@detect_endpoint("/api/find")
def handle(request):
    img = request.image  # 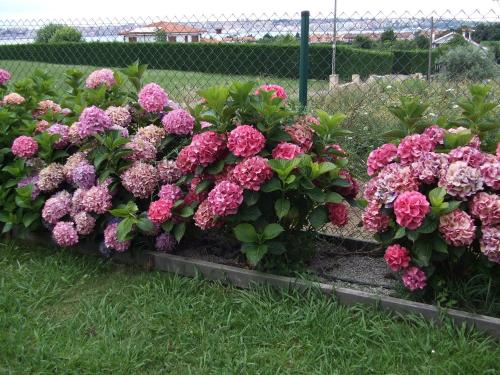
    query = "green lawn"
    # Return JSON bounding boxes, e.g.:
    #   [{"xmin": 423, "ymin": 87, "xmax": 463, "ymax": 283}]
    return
[{"xmin": 1, "ymin": 241, "xmax": 499, "ymax": 374}]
